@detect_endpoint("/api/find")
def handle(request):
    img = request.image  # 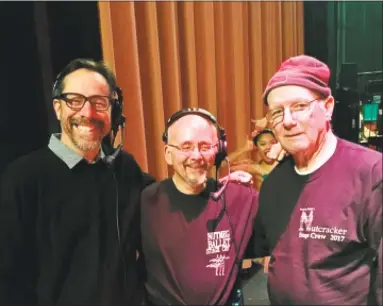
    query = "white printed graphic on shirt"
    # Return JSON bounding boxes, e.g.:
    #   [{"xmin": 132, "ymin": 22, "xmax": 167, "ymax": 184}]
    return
[
  {"xmin": 206, "ymin": 230, "xmax": 231, "ymax": 254},
  {"xmin": 206, "ymin": 254, "xmax": 230, "ymax": 276},
  {"xmin": 299, "ymin": 208, "xmax": 314, "ymax": 231},
  {"xmin": 298, "ymin": 207, "xmax": 348, "ymax": 242},
  {"xmin": 206, "ymin": 230, "xmax": 231, "ymax": 277}
]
